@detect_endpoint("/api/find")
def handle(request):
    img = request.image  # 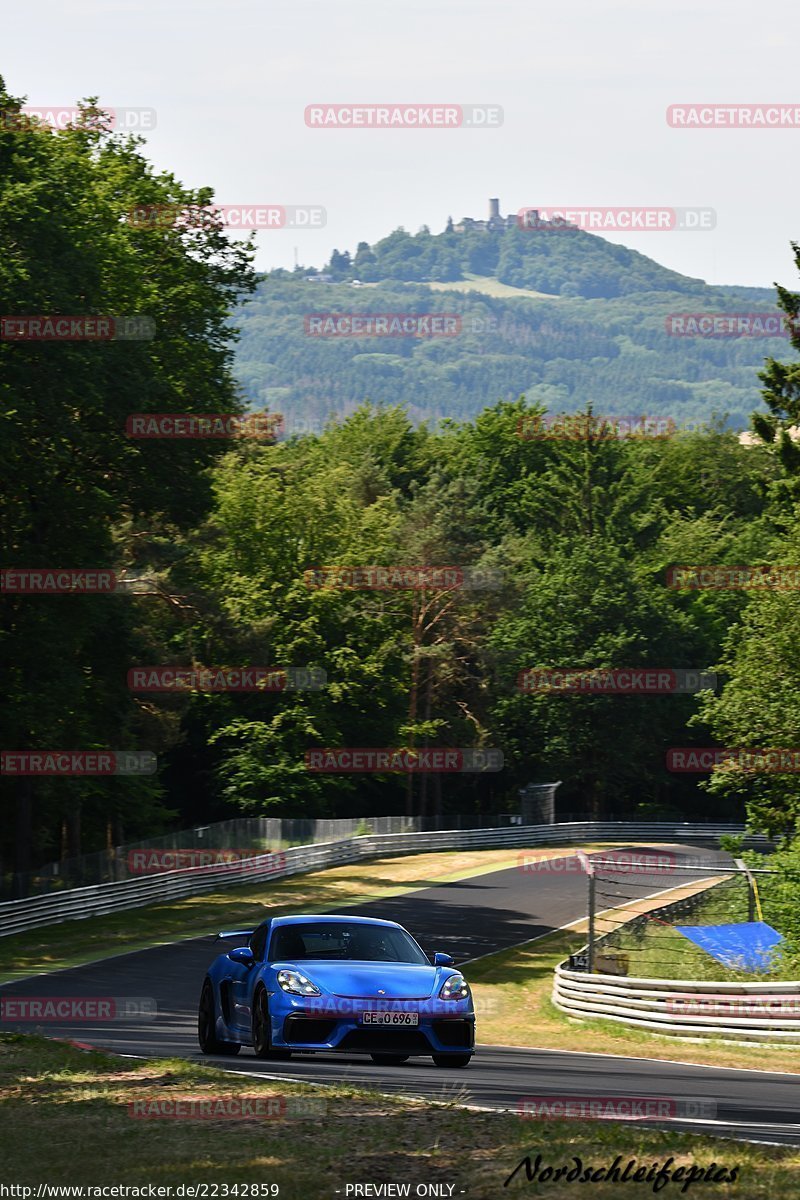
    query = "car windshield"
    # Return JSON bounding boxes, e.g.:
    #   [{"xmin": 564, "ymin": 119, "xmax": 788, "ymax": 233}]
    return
[{"xmin": 270, "ymin": 921, "xmax": 428, "ymax": 964}]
